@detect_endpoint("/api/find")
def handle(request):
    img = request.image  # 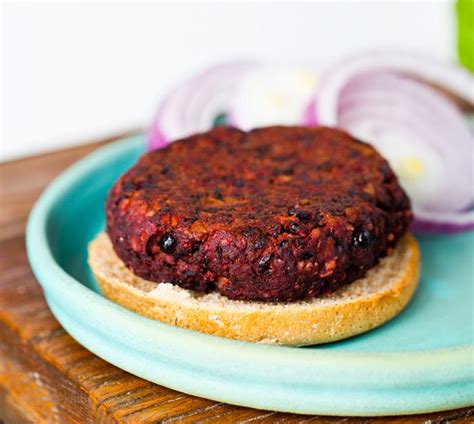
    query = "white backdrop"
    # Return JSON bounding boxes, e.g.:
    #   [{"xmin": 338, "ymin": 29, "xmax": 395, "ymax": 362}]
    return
[{"xmin": 2, "ymin": 1, "xmax": 454, "ymax": 161}]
